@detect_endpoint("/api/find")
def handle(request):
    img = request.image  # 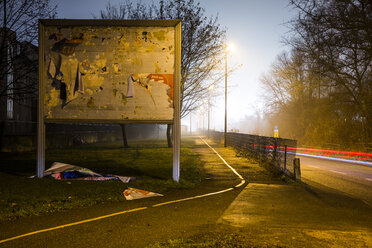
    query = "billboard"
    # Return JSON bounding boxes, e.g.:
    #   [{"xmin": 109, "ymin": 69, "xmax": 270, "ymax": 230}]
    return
[{"xmin": 39, "ymin": 20, "xmax": 180, "ymax": 123}]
